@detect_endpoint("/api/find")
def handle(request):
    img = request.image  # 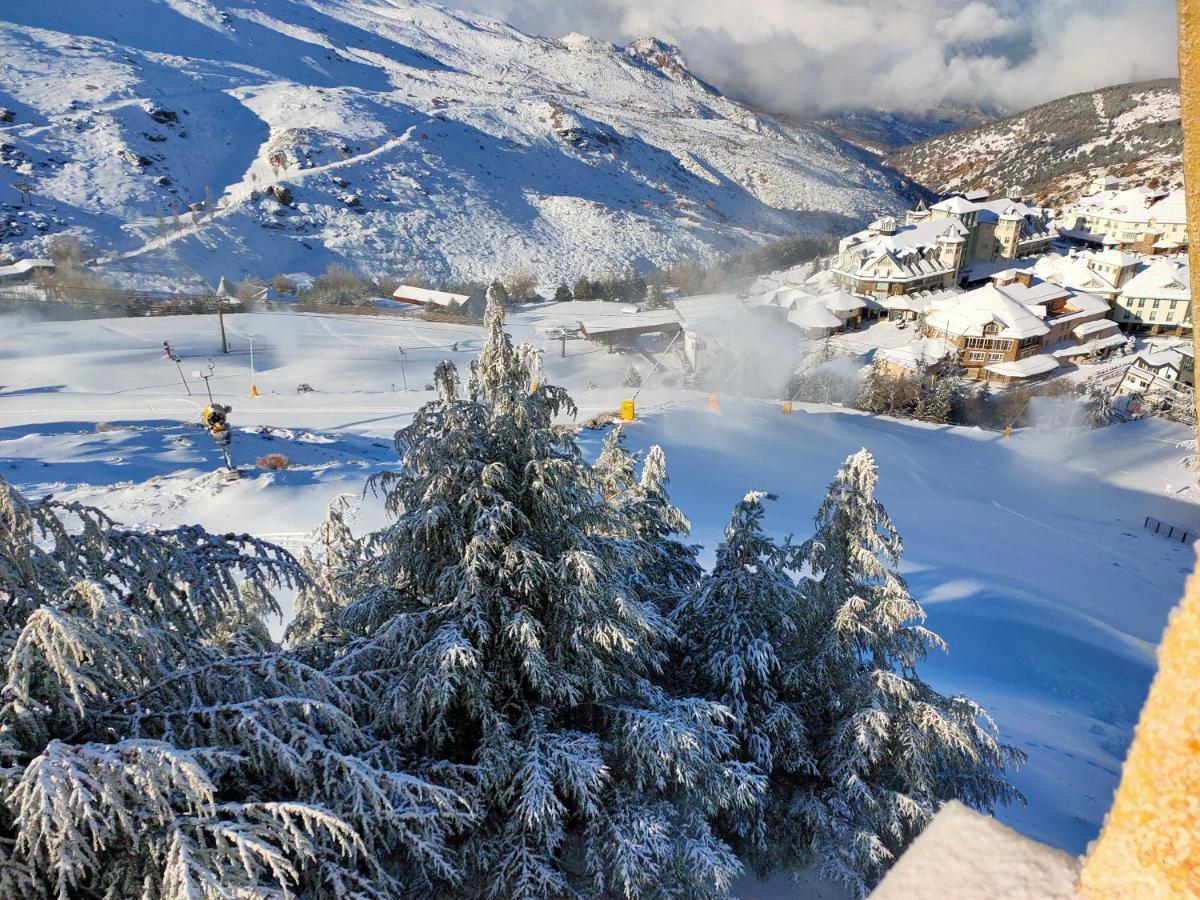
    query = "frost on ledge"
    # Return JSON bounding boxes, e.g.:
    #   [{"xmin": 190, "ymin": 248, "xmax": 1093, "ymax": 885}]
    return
[{"xmin": 869, "ymin": 801, "xmax": 1080, "ymax": 899}]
